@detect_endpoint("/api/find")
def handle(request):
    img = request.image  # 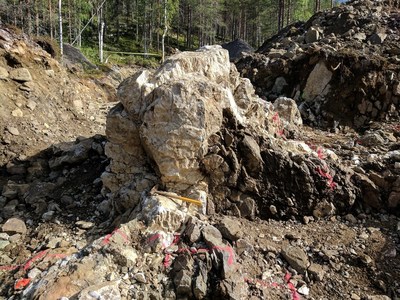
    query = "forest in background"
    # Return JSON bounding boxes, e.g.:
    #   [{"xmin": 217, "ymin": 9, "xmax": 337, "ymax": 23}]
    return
[{"xmin": 0, "ymin": 0, "xmax": 340, "ymax": 64}]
